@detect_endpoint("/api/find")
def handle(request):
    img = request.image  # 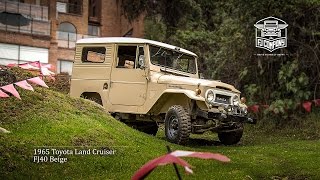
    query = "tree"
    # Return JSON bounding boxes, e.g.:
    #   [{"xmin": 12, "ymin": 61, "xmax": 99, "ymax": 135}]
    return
[{"xmin": 121, "ymin": 0, "xmax": 320, "ymax": 119}]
